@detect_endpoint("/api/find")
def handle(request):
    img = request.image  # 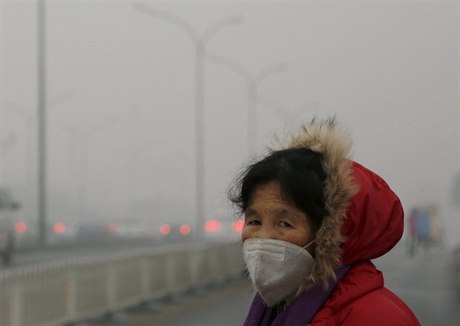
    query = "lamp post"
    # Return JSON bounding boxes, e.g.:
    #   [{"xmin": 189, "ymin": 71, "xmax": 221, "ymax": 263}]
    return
[
  {"xmin": 128, "ymin": 104, "xmax": 139, "ymax": 218},
  {"xmin": 205, "ymin": 52, "xmax": 286, "ymax": 156},
  {"xmin": 37, "ymin": 0, "xmax": 47, "ymax": 247},
  {"xmin": 133, "ymin": 3, "xmax": 243, "ymax": 239}
]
